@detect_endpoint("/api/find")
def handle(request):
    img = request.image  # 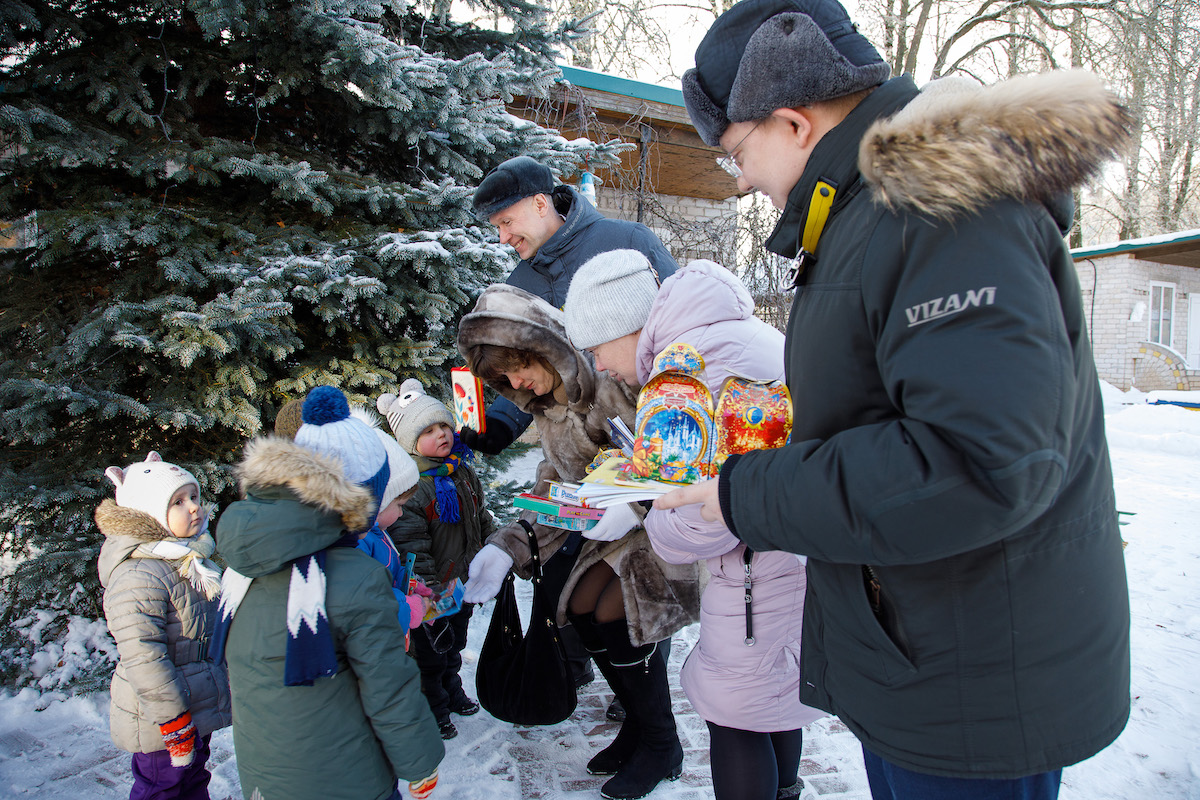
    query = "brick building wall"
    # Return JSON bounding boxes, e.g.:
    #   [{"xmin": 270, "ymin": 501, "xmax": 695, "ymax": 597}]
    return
[
  {"xmin": 594, "ymin": 187, "xmax": 739, "ymax": 265},
  {"xmin": 1075, "ymin": 253, "xmax": 1200, "ymax": 390}
]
